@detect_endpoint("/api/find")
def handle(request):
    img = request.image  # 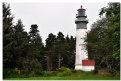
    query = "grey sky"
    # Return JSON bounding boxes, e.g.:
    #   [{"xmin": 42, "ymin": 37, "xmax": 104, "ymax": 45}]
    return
[{"xmin": 10, "ymin": 3, "xmax": 108, "ymax": 43}]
